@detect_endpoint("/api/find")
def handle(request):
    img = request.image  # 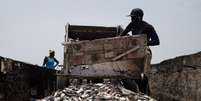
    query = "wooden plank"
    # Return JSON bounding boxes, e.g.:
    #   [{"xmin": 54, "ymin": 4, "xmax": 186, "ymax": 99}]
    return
[
  {"xmin": 65, "ymin": 35, "xmax": 146, "ymax": 52},
  {"xmin": 66, "ymin": 60, "xmax": 142, "ymax": 79},
  {"xmin": 112, "ymin": 46, "xmax": 140, "ymax": 61}
]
